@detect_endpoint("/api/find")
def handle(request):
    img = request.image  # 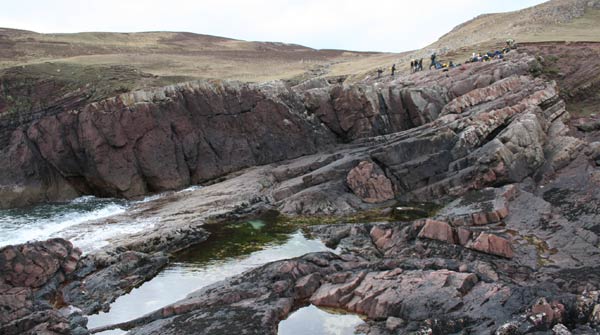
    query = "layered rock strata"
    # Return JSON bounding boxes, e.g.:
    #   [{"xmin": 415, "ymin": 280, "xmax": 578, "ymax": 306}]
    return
[
  {"xmin": 0, "ymin": 52, "xmax": 546, "ymax": 209},
  {"xmin": 2, "ymin": 49, "xmax": 599, "ymax": 334}
]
